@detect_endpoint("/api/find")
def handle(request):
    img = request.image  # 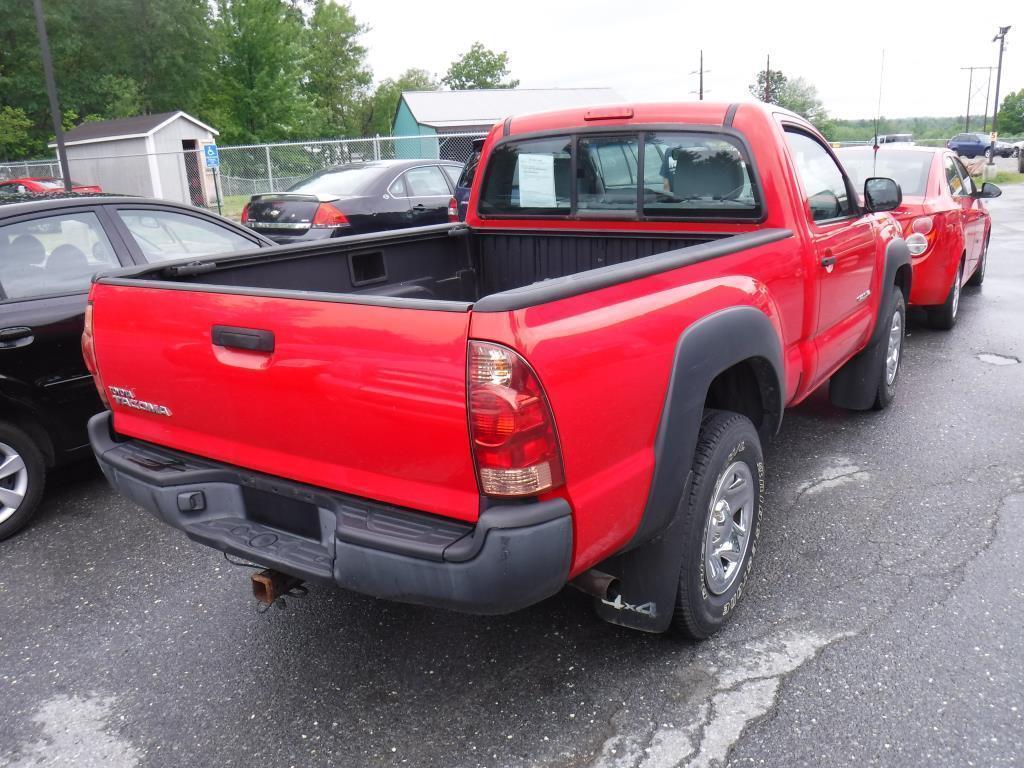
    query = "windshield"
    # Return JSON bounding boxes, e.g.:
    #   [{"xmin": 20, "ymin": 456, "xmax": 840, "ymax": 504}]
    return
[
  {"xmin": 837, "ymin": 149, "xmax": 932, "ymax": 197},
  {"xmin": 287, "ymin": 166, "xmax": 381, "ymax": 195}
]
